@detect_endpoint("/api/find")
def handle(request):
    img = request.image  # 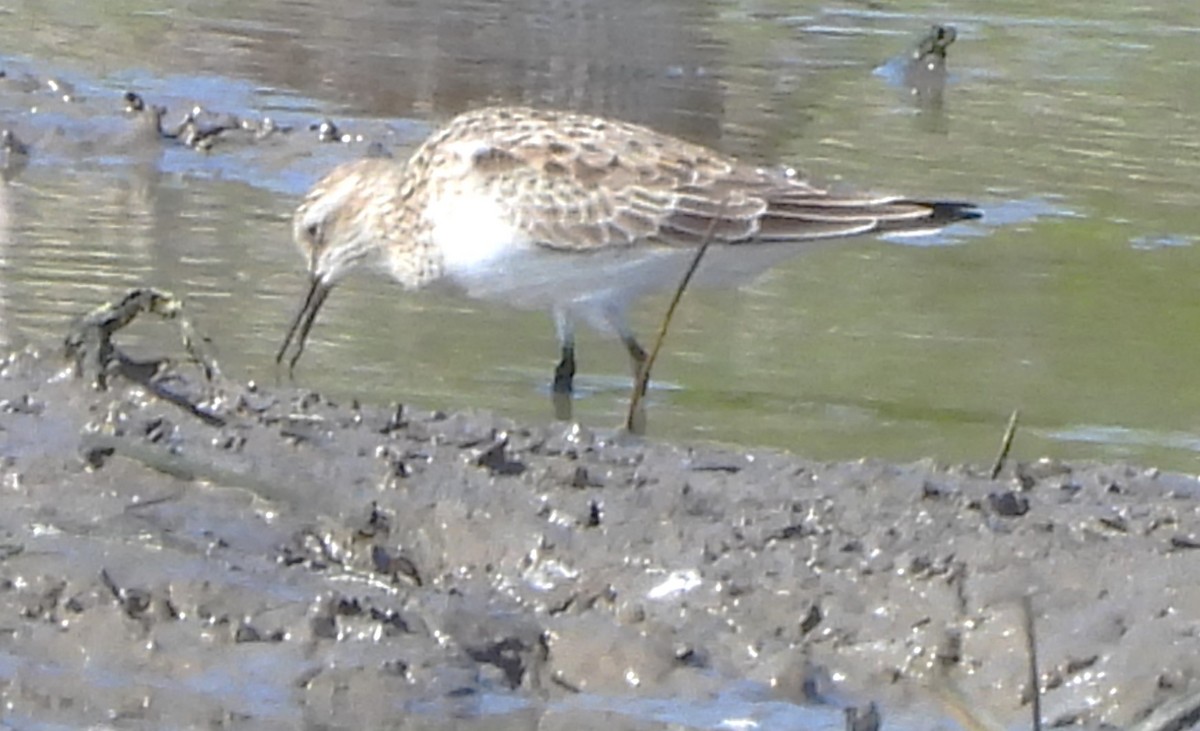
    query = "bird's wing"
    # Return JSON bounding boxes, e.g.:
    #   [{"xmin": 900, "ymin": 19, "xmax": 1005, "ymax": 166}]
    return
[{"xmin": 422, "ymin": 107, "xmax": 974, "ymax": 251}]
